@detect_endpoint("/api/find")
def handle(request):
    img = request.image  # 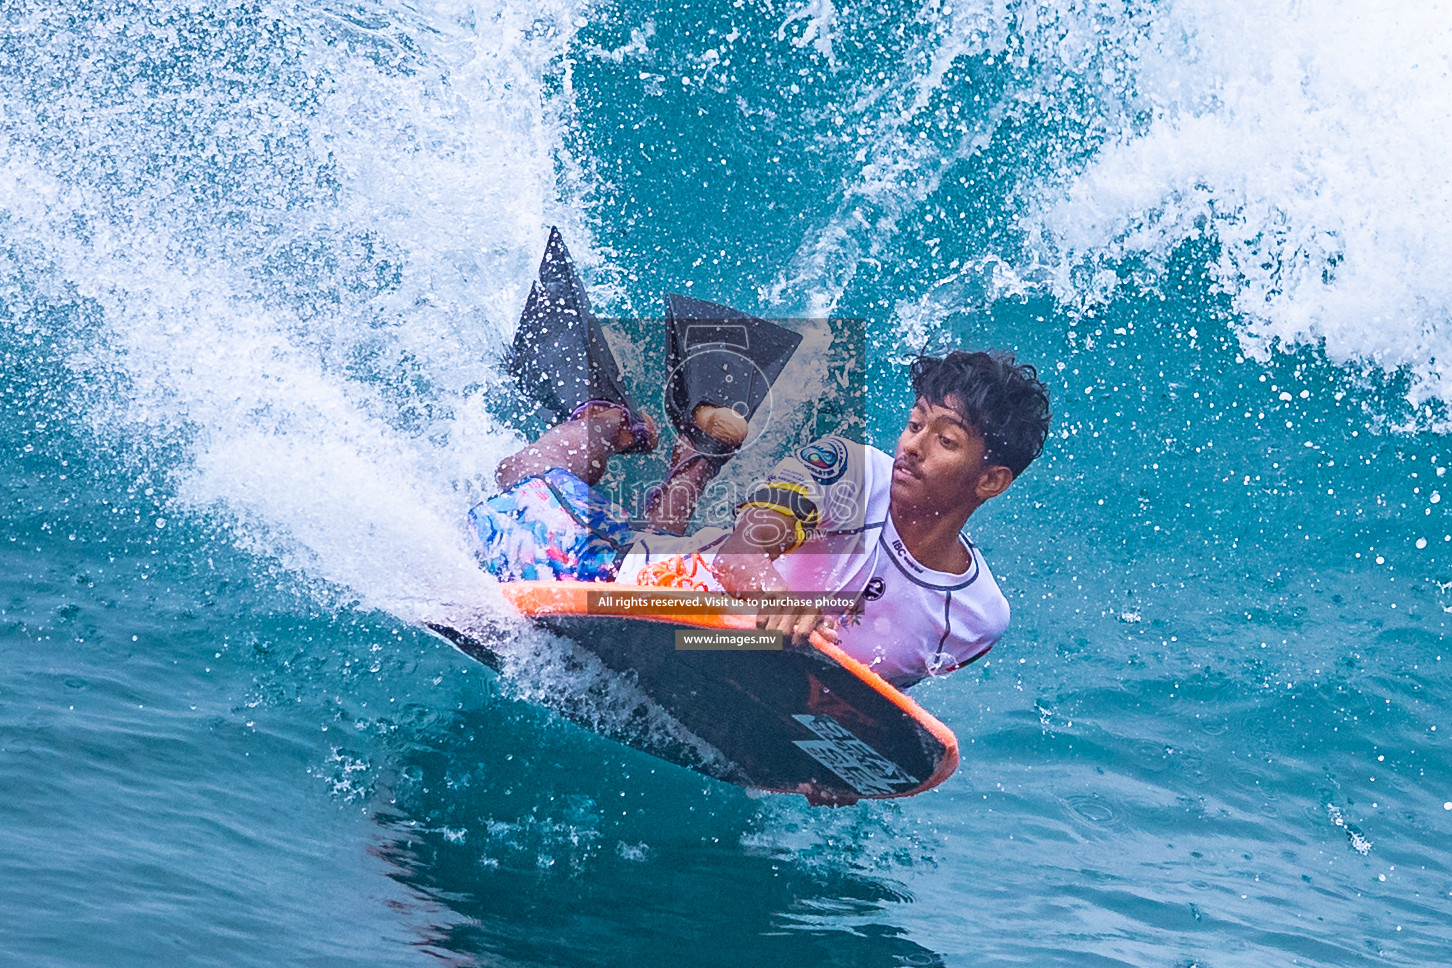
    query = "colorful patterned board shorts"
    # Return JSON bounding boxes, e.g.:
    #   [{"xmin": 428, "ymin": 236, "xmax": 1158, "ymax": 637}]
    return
[{"xmin": 467, "ymin": 468, "xmax": 634, "ymax": 582}]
